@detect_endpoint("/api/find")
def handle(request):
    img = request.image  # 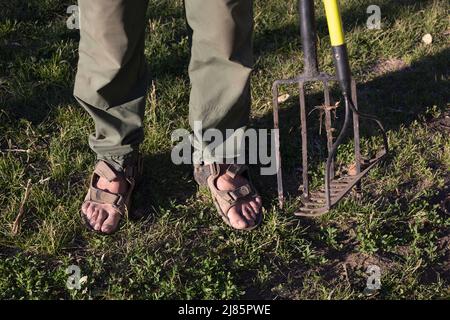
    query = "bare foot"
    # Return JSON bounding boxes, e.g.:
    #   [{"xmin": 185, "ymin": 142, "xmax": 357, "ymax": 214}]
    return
[
  {"xmin": 215, "ymin": 164, "xmax": 262, "ymax": 230},
  {"xmin": 81, "ymin": 176, "xmax": 128, "ymax": 234}
]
